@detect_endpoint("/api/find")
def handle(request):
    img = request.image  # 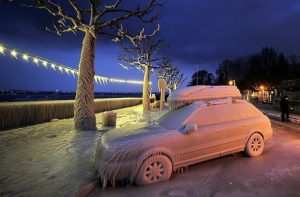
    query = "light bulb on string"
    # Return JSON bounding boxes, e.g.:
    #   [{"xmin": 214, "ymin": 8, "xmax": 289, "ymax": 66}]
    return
[
  {"xmin": 58, "ymin": 66, "xmax": 63, "ymax": 73},
  {"xmin": 22, "ymin": 54, "xmax": 29, "ymax": 61},
  {"xmin": 64, "ymin": 68, "xmax": 70, "ymax": 75},
  {"xmin": 0, "ymin": 45, "xmax": 4, "ymax": 54},
  {"xmin": 33, "ymin": 58, "xmax": 39, "ymax": 64},
  {"xmin": 51, "ymin": 64, "xmax": 56, "ymax": 70},
  {"xmin": 11, "ymin": 50, "xmax": 17, "ymax": 58},
  {"xmin": 42, "ymin": 60, "xmax": 48, "ymax": 67}
]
